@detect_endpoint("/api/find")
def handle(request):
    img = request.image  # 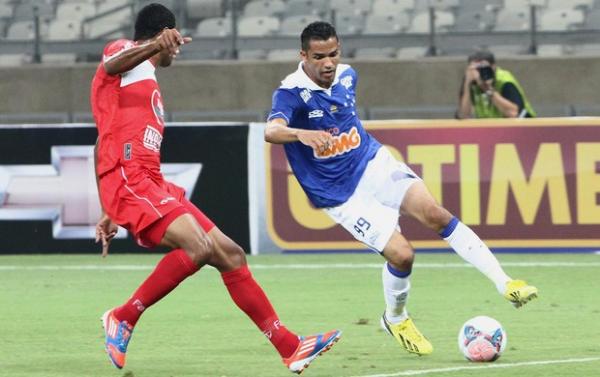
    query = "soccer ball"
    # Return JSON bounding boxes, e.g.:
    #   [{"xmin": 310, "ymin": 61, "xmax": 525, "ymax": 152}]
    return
[{"xmin": 458, "ymin": 315, "xmax": 507, "ymax": 362}]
